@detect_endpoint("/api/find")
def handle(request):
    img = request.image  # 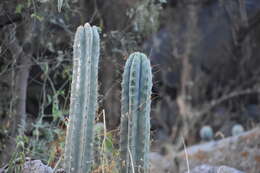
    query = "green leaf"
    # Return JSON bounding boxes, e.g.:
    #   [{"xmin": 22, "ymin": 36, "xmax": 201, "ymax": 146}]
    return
[
  {"xmin": 27, "ymin": 0, "xmax": 32, "ymax": 7},
  {"xmin": 104, "ymin": 134, "xmax": 114, "ymax": 153},
  {"xmin": 58, "ymin": 0, "xmax": 64, "ymax": 12},
  {"xmin": 15, "ymin": 4, "xmax": 24, "ymax": 14},
  {"xmin": 31, "ymin": 13, "xmax": 44, "ymax": 21},
  {"xmin": 159, "ymin": 0, "xmax": 167, "ymax": 3},
  {"xmin": 52, "ymin": 96, "xmax": 62, "ymax": 121}
]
